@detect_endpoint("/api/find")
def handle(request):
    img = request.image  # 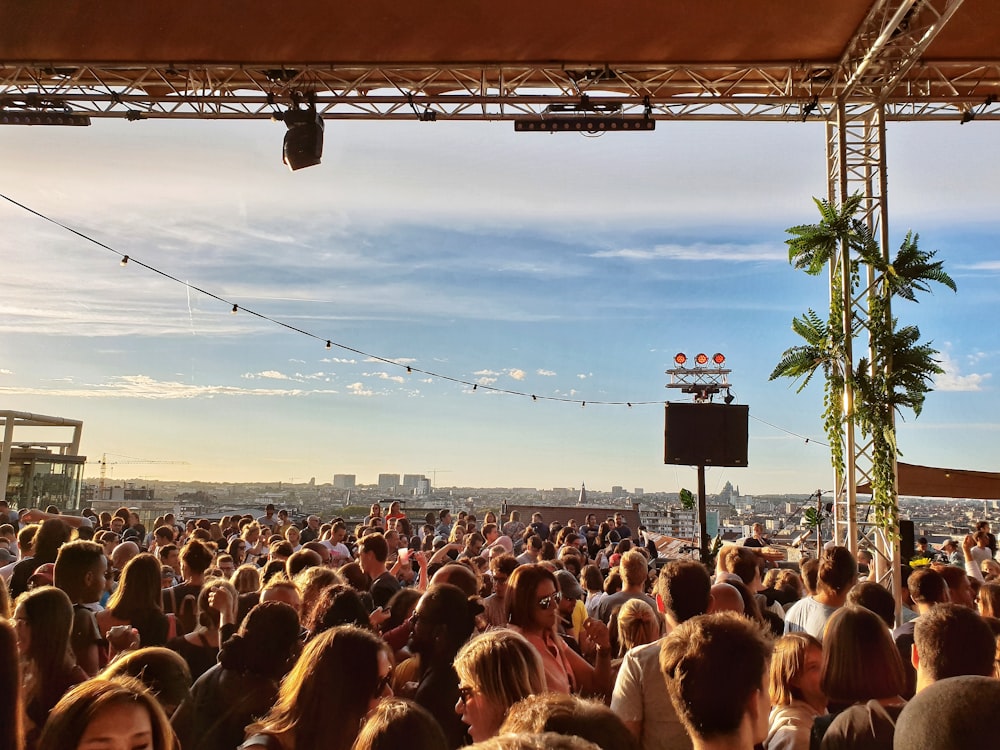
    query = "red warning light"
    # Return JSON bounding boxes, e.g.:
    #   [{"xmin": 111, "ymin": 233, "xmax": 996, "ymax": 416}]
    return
[
  {"xmin": 674, "ymin": 353, "xmax": 687, "ymax": 365},
  {"xmin": 695, "ymin": 353, "xmax": 709, "ymax": 365},
  {"xmin": 713, "ymin": 352, "xmax": 726, "ymax": 365}
]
